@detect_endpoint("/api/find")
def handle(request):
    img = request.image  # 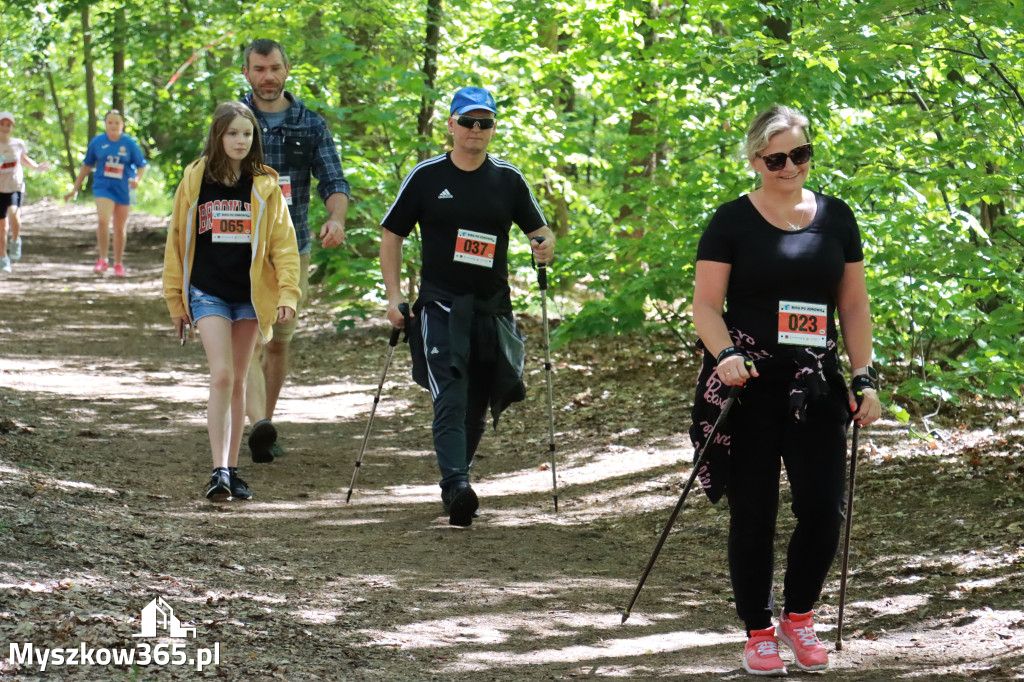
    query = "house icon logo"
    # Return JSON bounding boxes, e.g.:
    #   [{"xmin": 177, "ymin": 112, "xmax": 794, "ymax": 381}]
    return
[{"xmin": 133, "ymin": 597, "xmax": 197, "ymax": 639}]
